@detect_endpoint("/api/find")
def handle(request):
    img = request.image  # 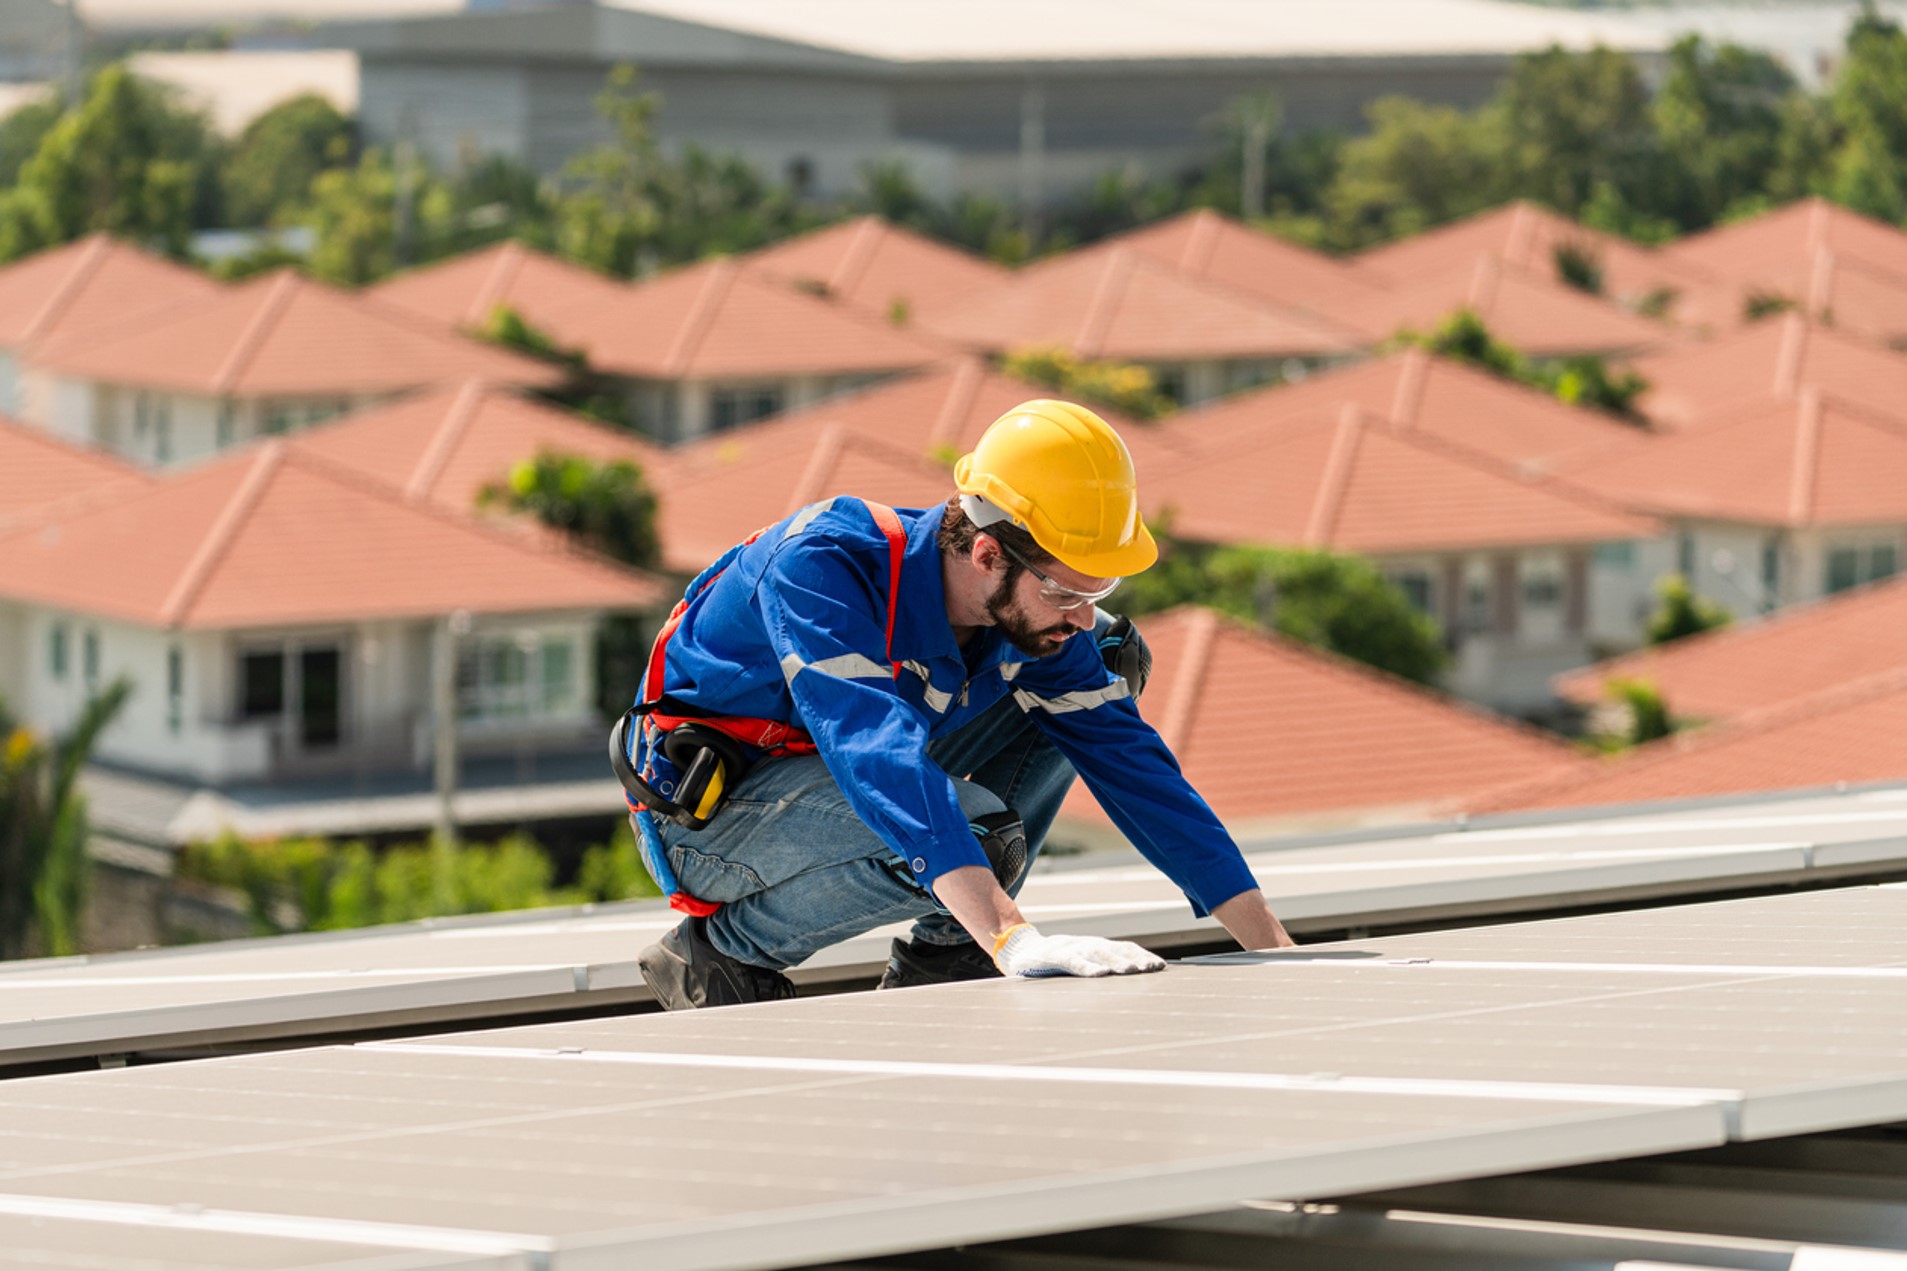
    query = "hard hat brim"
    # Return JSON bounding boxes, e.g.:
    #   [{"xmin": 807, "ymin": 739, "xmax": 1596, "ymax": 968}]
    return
[{"xmin": 1047, "ymin": 517, "xmax": 1158, "ymax": 579}]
